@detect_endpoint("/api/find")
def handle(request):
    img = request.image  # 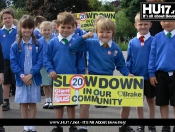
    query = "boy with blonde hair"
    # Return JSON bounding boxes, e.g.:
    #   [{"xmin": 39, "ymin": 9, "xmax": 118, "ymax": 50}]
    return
[
  {"xmin": 70, "ymin": 17, "xmax": 133, "ymax": 132},
  {"xmin": 126, "ymin": 12, "xmax": 156, "ymax": 132}
]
